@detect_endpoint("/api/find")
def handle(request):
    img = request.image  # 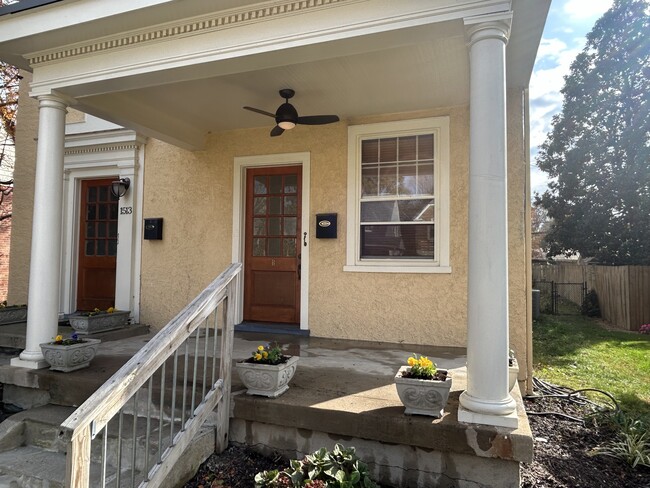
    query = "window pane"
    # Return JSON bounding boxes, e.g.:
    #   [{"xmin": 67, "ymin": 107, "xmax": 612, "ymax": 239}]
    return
[
  {"xmin": 253, "ymin": 238, "xmax": 265, "ymax": 256},
  {"xmin": 269, "ymin": 175, "xmax": 282, "ymax": 194},
  {"xmin": 283, "ymin": 217, "xmax": 297, "ymax": 236},
  {"xmin": 360, "ymin": 224, "xmax": 434, "ymax": 259},
  {"xmin": 362, "ymin": 139, "xmax": 379, "ymax": 163},
  {"xmin": 418, "ymin": 134, "xmax": 434, "ymax": 160},
  {"xmin": 97, "ymin": 240, "xmax": 106, "ymax": 256},
  {"xmin": 98, "ymin": 222, "xmax": 107, "ymax": 238},
  {"xmin": 284, "ymin": 196, "xmax": 297, "ymax": 215},
  {"xmin": 379, "ymin": 165, "xmax": 397, "ymax": 196},
  {"xmin": 85, "ymin": 240, "xmax": 94, "ymax": 256},
  {"xmin": 88, "ymin": 186, "xmax": 97, "ymax": 202},
  {"xmin": 99, "ymin": 186, "xmax": 108, "ymax": 202},
  {"xmin": 361, "ymin": 166, "xmax": 378, "ymax": 197},
  {"xmin": 268, "ymin": 217, "xmax": 281, "ymax": 236},
  {"xmin": 254, "ymin": 197, "xmax": 267, "ymax": 216},
  {"xmin": 269, "ymin": 196, "xmax": 282, "ymax": 215},
  {"xmin": 254, "ymin": 176, "xmax": 267, "ymax": 195},
  {"xmin": 398, "ymin": 136, "xmax": 417, "ymax": 161},
  {"xmin": 87, "ymin": 205, "xmax": 96, "ymax": 220},
  {"xmin": 418, "ymin": 163, "xmax": 434, "ymax": 195},
  {"xmin": 361, "ymin": 199, "xmax": 434, "ymax": 223},
  {"xmin": 268, "ymin": 238, "xmax": 281, "ymax": 257},
  {"xmin": 284, "ymin": 175, "xmax": 297, "ymax": 194},
  {"xmin": 253, "ymin": 218, "xmax": 266, "ymax": 236},
  {"xmin": 283, "ymin": 238, "xmax": 296, "ymax": 257},
  {"xmin": 379, "ymin": 138, "xmax": 397, "ymax": 162},
  {"xmin": 86, "ymin": 223, "xmax": 95, "ymax": 238},
  {"xmin": 98, "ymin": 204, "xmax": 107, "ymax": 220},
  {"xmin": 108, "ymin": 239, "xmax": 117, "ymax": 256},
  {"xmin": 109, "ymin": 222, "xmax": 118, "ymax": 238},
  {"xmin": 398, "ymin": 164, "xmax": 417, "ymax": 195}
]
